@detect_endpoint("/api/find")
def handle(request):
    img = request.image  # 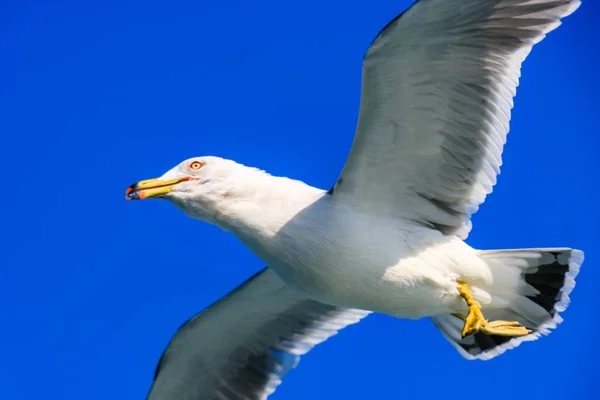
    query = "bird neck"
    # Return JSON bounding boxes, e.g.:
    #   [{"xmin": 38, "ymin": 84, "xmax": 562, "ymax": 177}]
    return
[{"xmin": 213, "ymin": 171, "xmax": 325, "ymax": 244}]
